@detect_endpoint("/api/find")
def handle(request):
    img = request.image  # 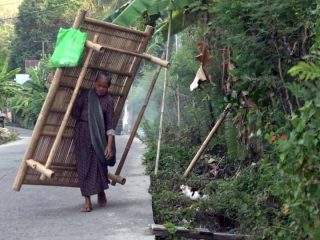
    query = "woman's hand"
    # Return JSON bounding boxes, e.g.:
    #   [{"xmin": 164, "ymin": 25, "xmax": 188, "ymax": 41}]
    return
[{"xmin": 104, "ymin": 145, "xmax": 113, "ymax": 160}]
